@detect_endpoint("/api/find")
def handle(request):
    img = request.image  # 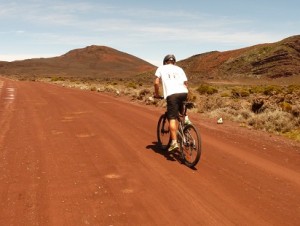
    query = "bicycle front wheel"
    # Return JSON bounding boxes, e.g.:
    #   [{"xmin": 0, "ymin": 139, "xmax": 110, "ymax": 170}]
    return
[
  {"xmin": 157, "ymin": 114, "xmax": 171, "ymax": 150},
  {"xmin": 181, "ymin": 124, "xmax": 201, "ymax": 168}
]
